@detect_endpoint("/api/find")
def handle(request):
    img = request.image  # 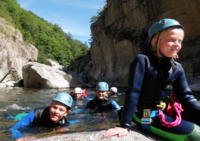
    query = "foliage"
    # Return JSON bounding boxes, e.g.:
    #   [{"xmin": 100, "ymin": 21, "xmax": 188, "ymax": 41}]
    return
[
  {"xmin": 90, "ymin": 5, "xmax": 104, "ymax": 23},
  {"xmin": 0, "ymin": 0, "xmax": 89, "ymax": 66}
]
